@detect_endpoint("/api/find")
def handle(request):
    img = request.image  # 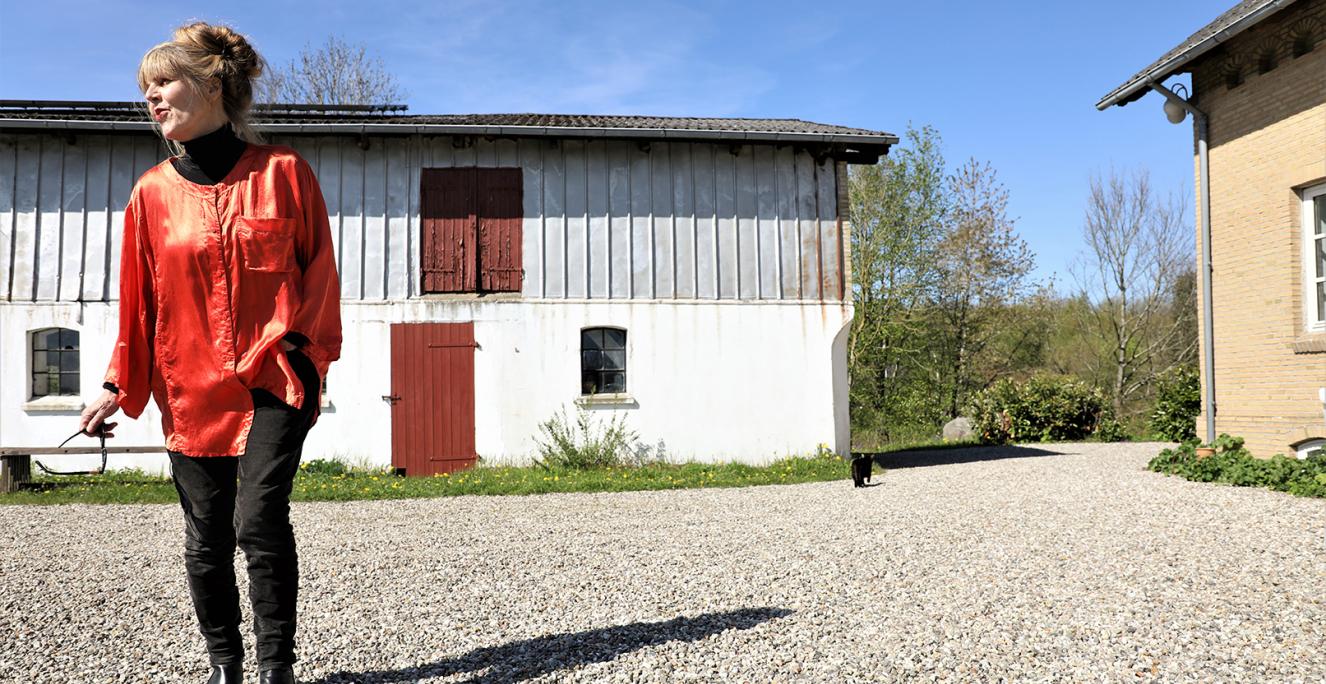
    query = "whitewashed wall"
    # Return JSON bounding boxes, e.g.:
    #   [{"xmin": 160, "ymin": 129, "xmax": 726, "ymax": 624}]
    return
[
  {"xmin": 0, "ymin": 130, "xmax": 853, "ymax": 472},
  {"xmin": 10, "ymin": 300, "xmax": 851, "ymax": 474}
]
